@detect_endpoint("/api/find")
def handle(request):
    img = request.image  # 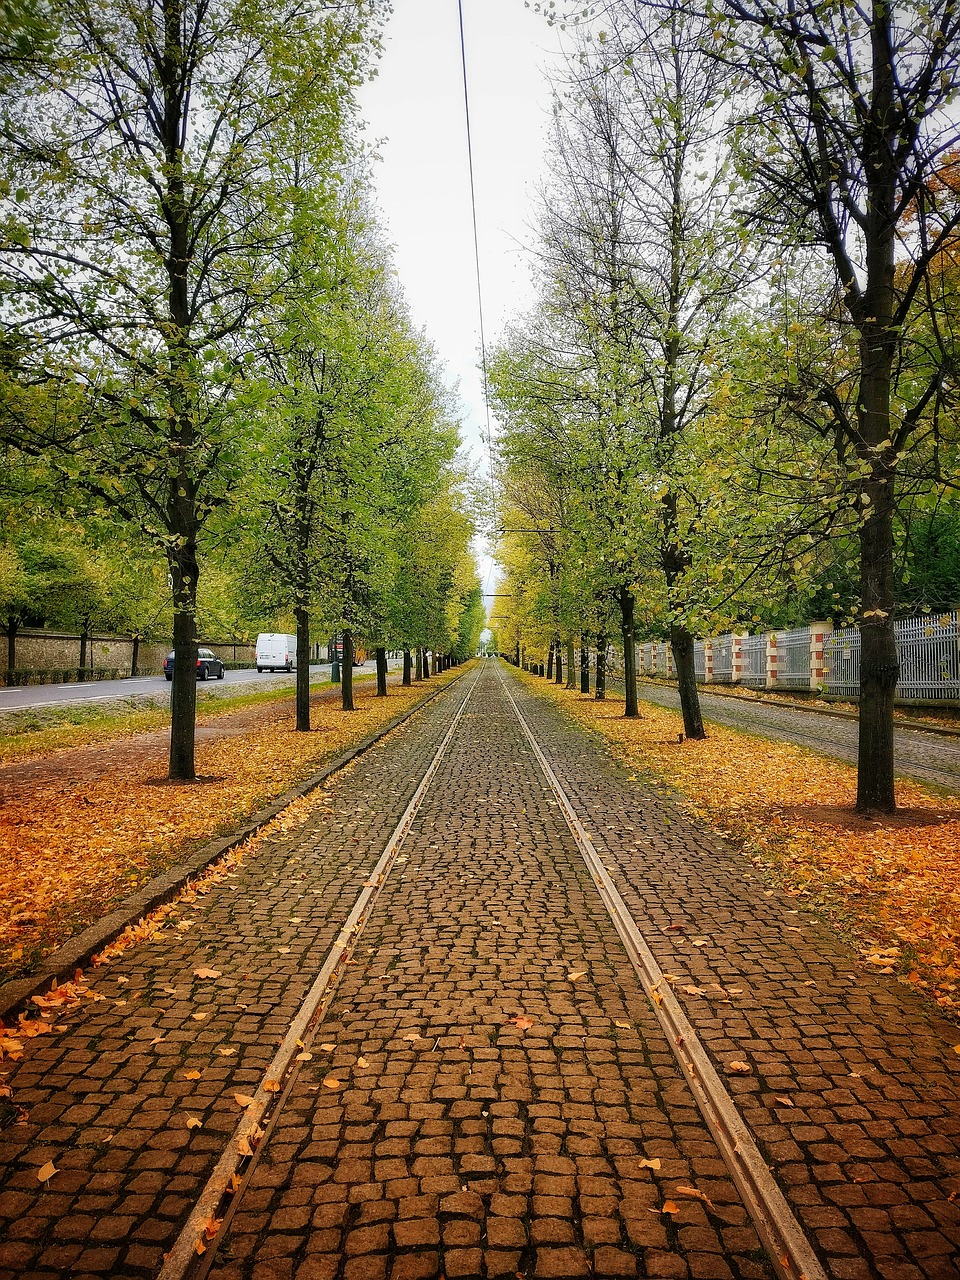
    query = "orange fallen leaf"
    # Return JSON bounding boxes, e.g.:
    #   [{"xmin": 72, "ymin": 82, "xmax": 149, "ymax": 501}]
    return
[
  {"xmin": 774, "ymin": 1095, "xmax": 794, "ymax": 1107},
  {"xmin": 233, "ymin": 1093, "xmax": 255, "ymax": 1108},
  {"xmin": 186, "ymin": 1116, "xmax": 202, "ymax": 1129},
  {"xmin": 237, "ymin": 1135, "xmax": 254, "ymax": 1156},
  {"xmin": 356, "ymin": 1056, "xmax": 369, "ymax": 1068},
  {"xmin": 193, "ymin": 968, "xmax": 222, "ymax": 980},
  {"xmin": 727, "ymin": 1061, "xmax": 751, "ymax": 1074},
  {"xmin": 507, "ymin": 1014, "xmax": 535, "ymax": 1030},
  {"xmin": 674, "ymin": 1185, "xmax": 715, "ymax": 1209},
  {"xmin": 682, "ymin": 985, "xmax": 707, "ymax": 996},
  {"xmin": 263, "ymin": 1078, "xmax": 281, "ymax": 1093},
  {"xmin": 322, "ymin": 1075, "xmax": 342, "ymax": 1090},
  {"xmin": 567, "ymin": 970, "xmax": 587, "ymax": 982},
  {"xmin": 319, "ymin": 1042, "xmax": 336, "ymax": 1051},
  {"xmin": 183, "ymin": 1070, "xmax": 201, "ymax": 1080},
  {"xmin": 638, "ymin": 1157, "xmax": 661, "ymax": 1170},
  {"xmin": 202, "ymin": 1215, "xmax": 222, "ymax": 1241},
  {"xmin": 190, "ymin": 1012, "xmax": 208, "ymax": 1022},
  {"xmin": 295, "ymin": 1051, "xmax": 313, "ymax": 1062},
  {"xmin": 37, "ymin": 1161, "xmax": 57, "ymax": 1183},
  {"xmin": 661, "ymin": 1200, "xmax": 680, "ymax": 1214}
]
